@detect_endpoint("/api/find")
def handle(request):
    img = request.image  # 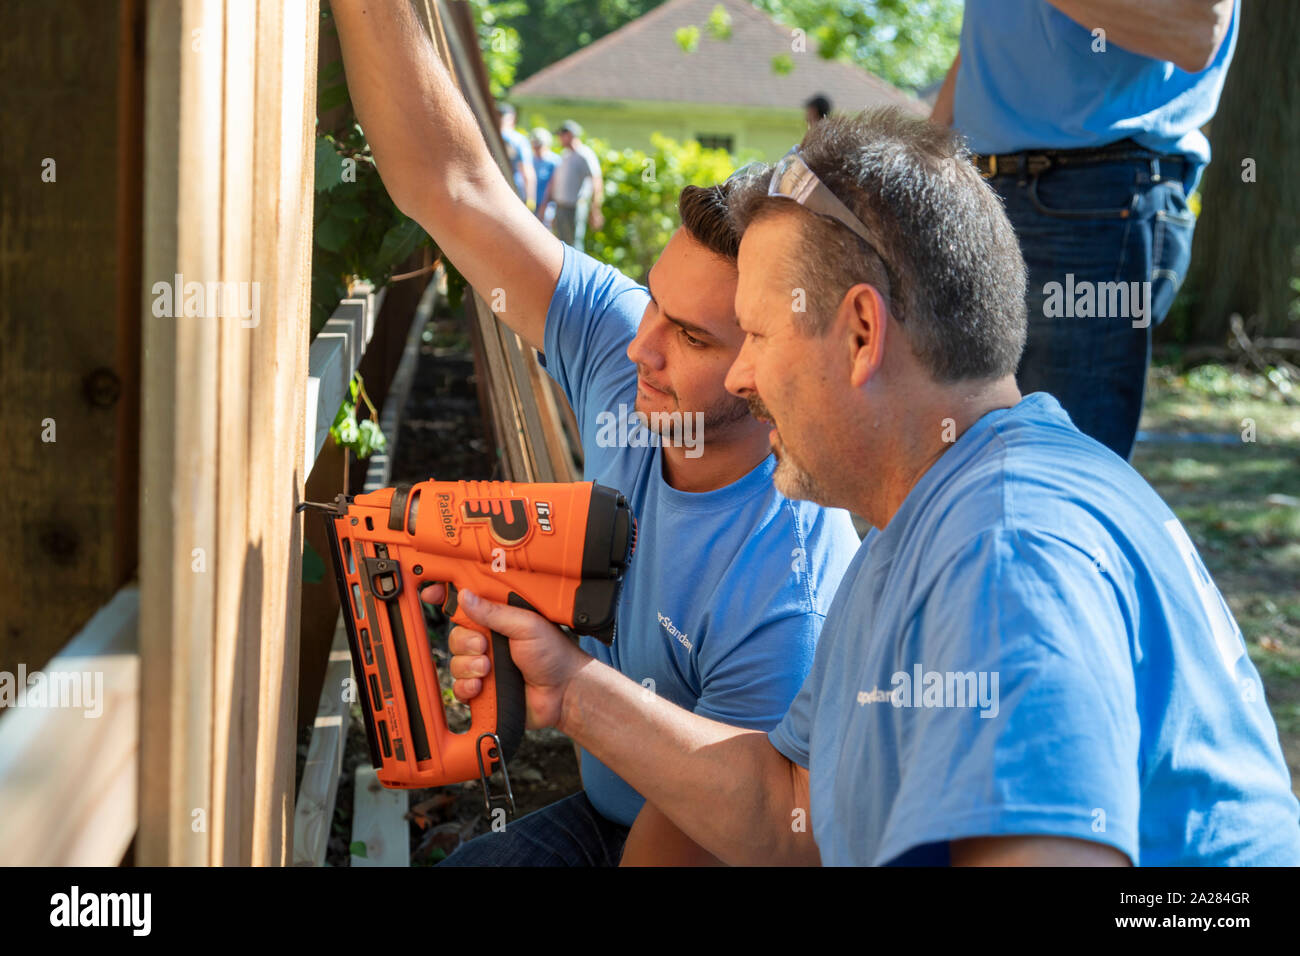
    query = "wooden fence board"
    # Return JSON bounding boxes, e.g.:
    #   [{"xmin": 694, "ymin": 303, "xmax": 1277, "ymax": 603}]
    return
[
  {"xmin": 138, "ymin": 0, "xmax": 318, "ymax": 867},
  {"xmin": 0, "ymin": 0, "xmax": 143, "ymax": 677},
  {"xmin": 350, "ymin": 765, "xmax": 410, "ymax": 867},
  {"xmin": 291, "ymin": 618, "xmax": 351, "ymax": 866}
]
